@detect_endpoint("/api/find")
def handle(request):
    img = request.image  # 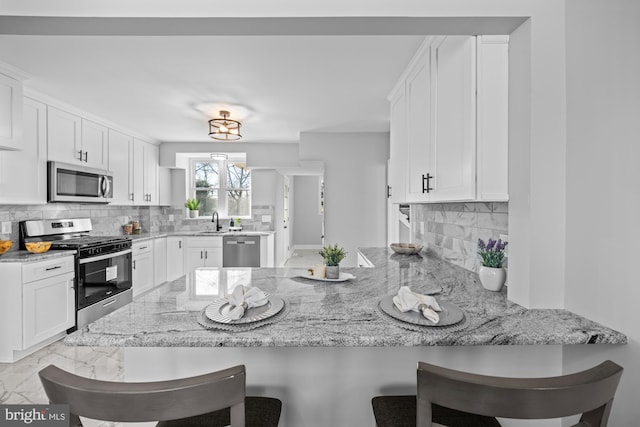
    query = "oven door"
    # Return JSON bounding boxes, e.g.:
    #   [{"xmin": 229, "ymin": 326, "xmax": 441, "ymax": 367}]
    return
[{"xmin": 77, "ymin": 249, "xmax": 133, "ymax": 309}]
